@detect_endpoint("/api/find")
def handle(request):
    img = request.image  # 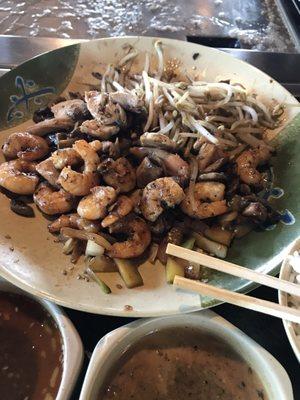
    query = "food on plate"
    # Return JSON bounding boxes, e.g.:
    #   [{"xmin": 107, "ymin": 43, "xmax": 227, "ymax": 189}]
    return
[
  {"xmin": 0, "ymin": 292, "xmax": 63, "ymax": 400},
  {"xmin": 0, "ymin": 41, "xmax": 283, "ymax": 292},
  {"xmin": 97, "ymin": 327, "xmax": 267, "ymax": 400}
]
